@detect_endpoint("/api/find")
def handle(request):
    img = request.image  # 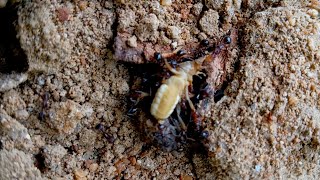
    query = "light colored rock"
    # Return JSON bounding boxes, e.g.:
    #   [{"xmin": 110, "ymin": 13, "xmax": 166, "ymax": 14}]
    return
[
  {"xmin": 135, "ymin": 14, "xmax": 159, "ymax": 42},
  {"xmin": 0, "ymin": 149, "xmax": 42, "ymax": 179},
  {"xmin": 0, "ymin": 0, "xmax": 7, "ymax": 8},
  {"xmin": 199, "ymin": 9, "xmax": 219, "ymax": 37},
  {"xmin": 127, "ymin": 35, "xmax": 137, "ymax": 48},
  {"xmin": 0, "ymin": 109, "xmax": 33, "ymax": 150},
  {"xmin": 0, "ymin": 73, "xmax": 27, "ymax": 92},
  {"xmin": 160, "ymin": 0, "xmax": 172, "ymax": 6},
  {"xmin": 167, "ymin": 26, "xmax": 181, "ymax": 40}
]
